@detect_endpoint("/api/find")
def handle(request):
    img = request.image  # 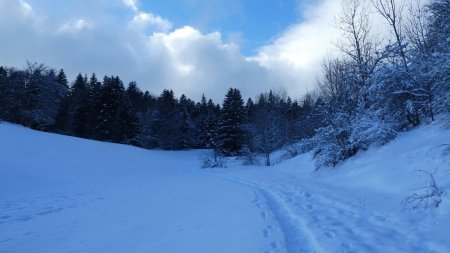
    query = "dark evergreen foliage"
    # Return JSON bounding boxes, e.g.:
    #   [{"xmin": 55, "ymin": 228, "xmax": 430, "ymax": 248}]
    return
[{"xmin": 217, "ymin": 88, "xmax": 246, "ymax": 156}]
